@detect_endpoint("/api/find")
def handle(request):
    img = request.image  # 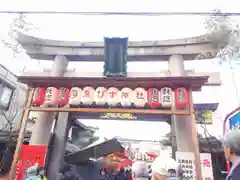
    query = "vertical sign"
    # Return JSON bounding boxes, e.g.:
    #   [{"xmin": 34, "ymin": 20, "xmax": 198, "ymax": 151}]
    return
[
  {"xmin": 16, "ymin": 145, "xmax": 47, "ymax": 180},
  {"xmin": 176, "ymin": 151, "xmax": 196, "ymax": 180},
  {"xmin": 200, "ymin": 153, "xmax": 214, "ymax": 180}
]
